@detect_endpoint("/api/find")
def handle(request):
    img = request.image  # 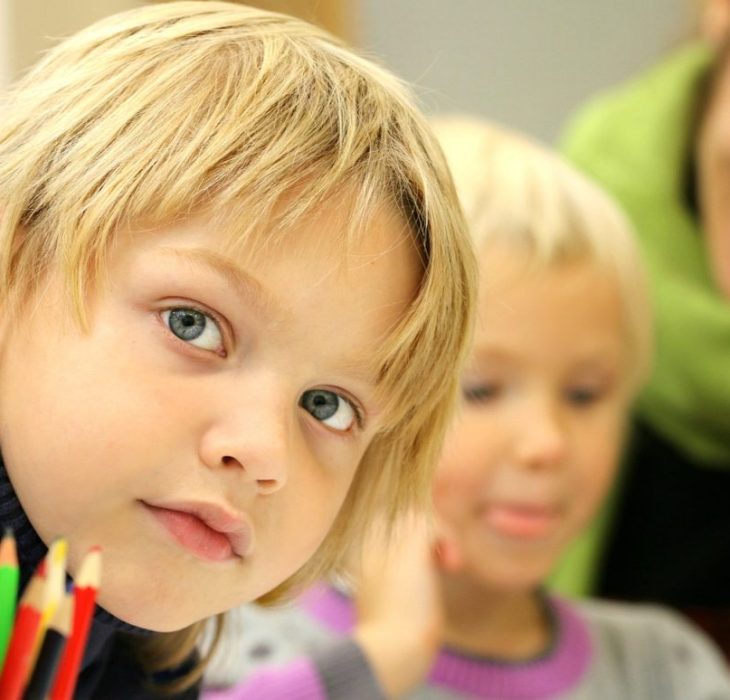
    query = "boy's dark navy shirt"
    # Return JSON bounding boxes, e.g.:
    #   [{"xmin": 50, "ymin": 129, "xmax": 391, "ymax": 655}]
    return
[{"xmin": 0, "ymin": 456, "xmax": 199, "ymax": 699}]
